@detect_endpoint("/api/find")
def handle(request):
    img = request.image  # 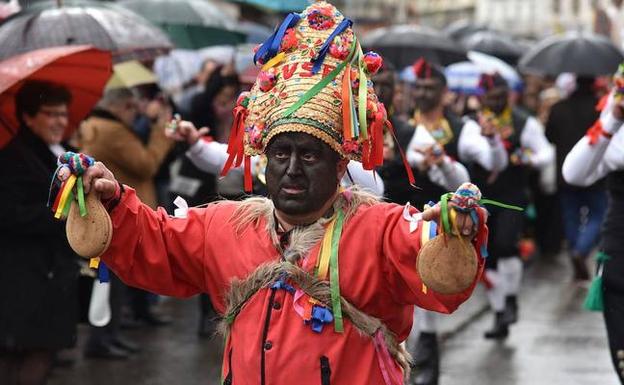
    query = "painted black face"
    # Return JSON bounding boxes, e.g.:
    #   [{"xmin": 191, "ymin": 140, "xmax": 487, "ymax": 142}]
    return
[
  {"xmin": 413, "ymin": 77, "xmax": 445, "ymax": 113},
  {"xmin": 482, "ymin": 86, "xmax": 509, "ymax": 115},
  {"xmin": 266, "ymin": 132, "xmax": 340, "ymax": 216}
]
